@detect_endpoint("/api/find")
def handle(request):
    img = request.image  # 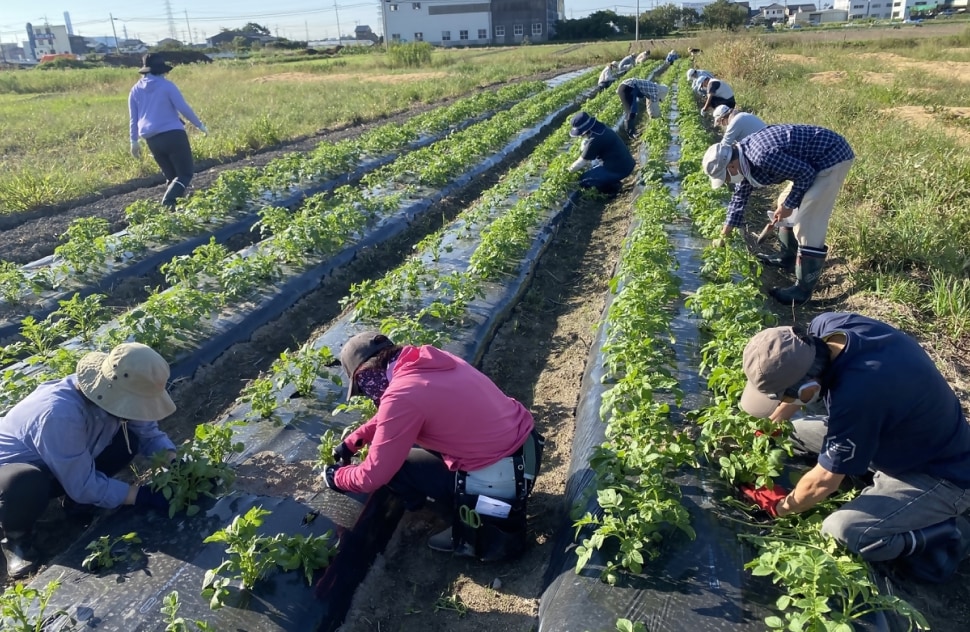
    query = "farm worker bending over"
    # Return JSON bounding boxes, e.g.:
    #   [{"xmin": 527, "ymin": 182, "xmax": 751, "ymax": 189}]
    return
[
  {"xmin": 129, "ymin": 53, "xmax": 208, "ymax": 207},
  {"xmin": 617, "ymin": 54, "xmax": 636, "ymax": 72},
  {"xmin": 597, "ymin": 62, "xmax": 619, "ymax": 89},
  {"xmin": 738, "ymin": 313, "xmax": 970, "ymax": 583},
  {"xmin": 698, "ymin": 75, "xmax": 736, "ymax": 114},
  {"xmin": 687, "ymin": 68, "xmax": 713, "ymax": 96},
  {"xmin": 635, "ymin": 50, "xmax": 650, "ymax": 65},
  {"xmin": 566, "ymin": 112, "xmax": 635, "ymax": 195},
  {"xmin": 665, "ymin": 49, "xmax": 679, "ymax": 64},
  {"xmin": 324, "ymin": 332, "xmax": 544, "ymax": 560},
  {"xmin": 713, "ymin": 105, "xmax": 766, "ymax": 146},
  {"xmin": 0, "ymin": 343, "xmax": 178, "ymax": 578},
  {"xmin": 616, "ymin": 78, "xmax": 669, "ymax": 137},
  {"xmin": 702, "ymin": 124, "xmax": 855, "ymax": 305}
]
